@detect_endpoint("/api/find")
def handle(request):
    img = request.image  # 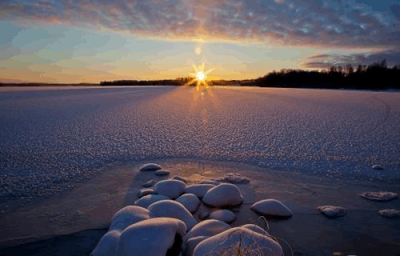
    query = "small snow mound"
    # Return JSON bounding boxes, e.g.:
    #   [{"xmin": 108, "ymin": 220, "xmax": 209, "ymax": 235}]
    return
[
  {"xmin": 142, "ymin": 180, "xmax": 154, "ymax": 188},
  {"xmin": 209, "ymin": 210, "xmax": 236, "ymax": 223},
  {"xmin": 317, "ymin": 205, "xmax": 346, "ymax": 218},
  {"xmin": 172, "ymin": 175, "xmax": 187, "ymax": 183},
  {"xmin": 116, "ymin": 217, "xmax": 186, "ymax": 256},
  {"xmin": 193, "ymin": 226, "xmax": 283, "ymax": 256},
  {"xmin": 91, "ymin": 230, "xmax": 120, "ymax": 256},
  {"xmin": 379, "ymin": 209, "xmax": 400, "ymax": 218},
  {"xmin": 154, "ymin": 179, "xmax": 187, "ymax": 199},
  {"xmin": 137, "ymin": 188, "xmax": 156, "ymax": 198},
  {"xmin": 372, "ymin": 165, "xmax": 384, "ymax": 170},
  {"xmin": 202, "ymin": 183, "xmax": 243, "ymax": 207},
  {"xmin": 360, "ymin": 191, "xmax": 398, "ymax": 201},
  {"xmin": 242, "ymin": 224, "xmax": 269, "ymax": 236},
  {"xmin": 185, "ymin": 184, "xmax": 215, "ymax": 199},
  {"xmin": 109, "ymin": 206, "xmax": 149, "ymax": 232},
  {"xmin": 184, "ymin": 219, "xmax": 231, "ymax": 242},
  {"xmin": 139, "ymin": 163, "xmax": 161, "ymax": 172},
  {"xmin": 176, "ymin": 193, "xmax": 201, "ymax": 213},
  {"xmin": 148, "ymin": 200, "xmax": 197, "ymax": 231},
  {"xmin": 251, "ymin": 199, "xmax": 293, "ymax": 217},
  {"xmin": 134, "ymin": 194, "xmax": 169, "ymax": 208},
  {"xmin": 155, "ymin": 169, "xmax": 170, "ymax": 176},
  {"xmin": 214, "ymin": 173, "xmax": 250, "ymax": 184}
]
